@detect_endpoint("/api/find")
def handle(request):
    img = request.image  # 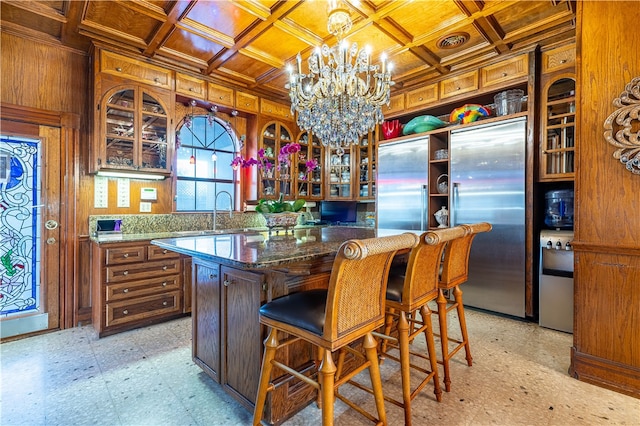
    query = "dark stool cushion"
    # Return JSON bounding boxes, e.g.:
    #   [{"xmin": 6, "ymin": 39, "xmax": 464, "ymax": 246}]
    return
[
  {"xmin": 259, "ymin": 289, "xmax": 327, "ymax": 336},
  {"xmin": 386, "ymin": 264, "xmax": 406, "ymax": 302}
]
